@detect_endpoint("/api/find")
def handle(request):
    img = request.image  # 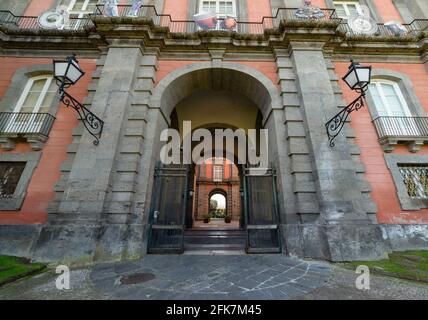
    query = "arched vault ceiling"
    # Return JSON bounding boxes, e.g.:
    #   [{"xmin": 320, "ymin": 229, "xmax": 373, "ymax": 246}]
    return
[{"xmin": 175, "ymin": 89, "xmax": 259, "ymax": 135}]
